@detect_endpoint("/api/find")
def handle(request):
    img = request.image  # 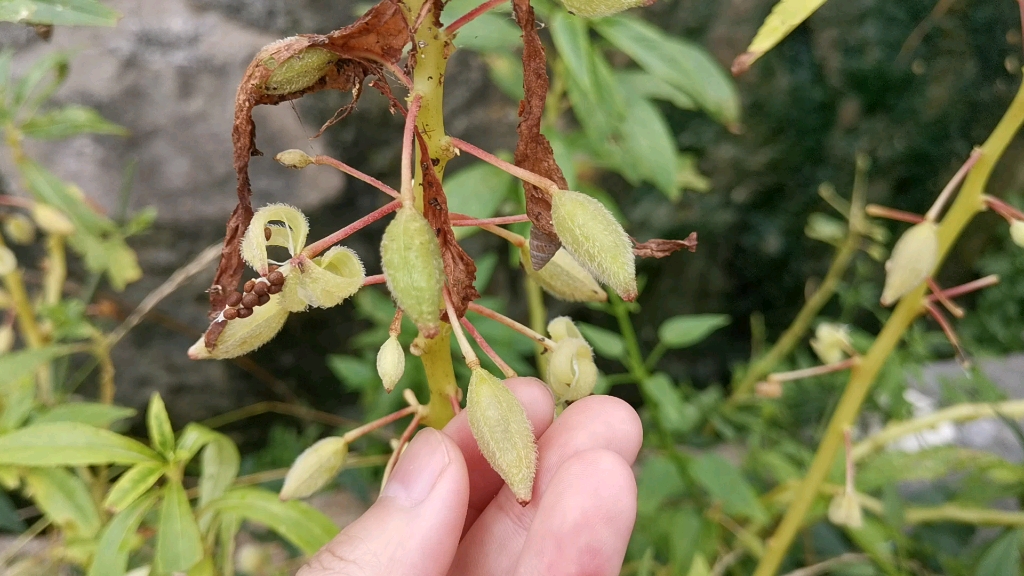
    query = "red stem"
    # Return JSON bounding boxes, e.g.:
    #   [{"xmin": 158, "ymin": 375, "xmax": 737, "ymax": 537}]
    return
[
  {"xmin": 0, "ymin": 195, "xmax": 33, "ymax": 209},
  {"xmin": 363, "ymin": 274, "xmax": 387, "ymax": 286},
  {"xmin": 445, "ymin": 0, "xmax": 508, "ymax": 35},
  {"xmin": 449, "ymin": 213, "xmax": 530, "ymax": 227},
  {"xmin": 400, "ymin": 95, "xmax": 423, "ymax": 206},
  {"xmin": 450, "ymin": 137, "xmax": 560, "ymax": 195},
  {"xmin": 865, "ymin": 204, "xmax": 925, "ymax": 224},
  {"xmin": 925, "ymin": 147, "xmax": 983, "ymax": 221},
  {"xmin": 984, "ymin": 195, "xmax": 1024, "ymax": 222},
  {"xmin": 314, "ymin": 155, "xmax": 400, "ymax": 199},
  {"xmin": 925, "ymin": 303, "xmax": 970, "ymax": 368},
  {"xmin": 927, "ymin": 274, "xmax": 1000, "ymax": 302},
  {"xmin": 302, "ymin": 200, "xmax": 401, "ymax": 258},
  {"xmin": 461, "ymin": 317, "xmax": 517, "ymax": 378},
  {"xmin": 927, "ymin": 278, "xmax": 965, "ymax": 318}
]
